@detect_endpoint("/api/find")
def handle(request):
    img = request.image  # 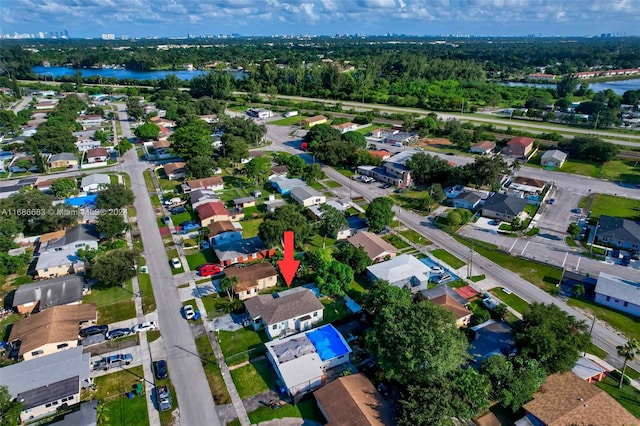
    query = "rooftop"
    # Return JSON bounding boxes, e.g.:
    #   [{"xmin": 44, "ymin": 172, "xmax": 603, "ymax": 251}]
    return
[
  {"xmin": 597, "ymin": 215, "xmax": 640, "ymax": 245},
  {"xmin": 207, "ymin": 220, "xmax": 241, "ymax": 237},
  {"xmin": 454, "ymin": 191, "xmax": 482, "ymax": 203},
  {"xmin": 471, "ymin": 140, "xmax": 496, "ymax": 150},
  {"xmin": 512, "ymin": 176, "xmax": 546, "ymax": 189},
  {"xmin": 214, "ymin": 237, "xmax": 268, "ymax": 262},
  {"xmin": 347, "ymin": 231, "xmax": 397, "ymax": 260},
  {"xmin": 49, "ymin": 152, "xmax": 77, "ymax": 162},
  {"xmin": 163, "ymin": 161, "xmax": 186, "ymax": 174},
  {"xmin": 290, "ymin": 185, "xmax": 324, "ymax": 201},
  {"xmin": 245, "ymin": 287, "xmax": 323, "ymax": 325},
  {"xmin": 185, "ymin": 176, "xmax": 223, "ymax": 190},
  {"xmin": 541, "ymin": 149, "xmax": 567, "ymax": 161},
  {"xmin": 572, "ymin": 356, "xmax": 610, "ymax": 381},
  {"xmin": 224, "ymin": 262, "xmax": 278, "ymax": 292},
  {"xmin": 303, "ymin": 115, "xmax": 327, "ymax": 123},
  {"xmin": 366, "ymin": 254, "xmax": 431, "ymax": 291},
  {"xmin": 269, "ymin": 176, "xmax": 307, "ymax": 192},
  {"xmin": 86, "ymin": 147, "xmax": 109, "ymax": 157},
  {"xmin": 507, "ymin": 136, "xmax": 535, "ymax": 147},
  {"xmin": 80, "ymin": 173, "xmax": 110, "ymax": 187},
  {"xmin": 482, "ymin": 193, "xmax": 528, "ymax": 216},
  {"xmin": 197, "ymin": 200, "xmax": 229, "ymax": 219},
  {"xmin": 595, "ymin": 272, "xmax": 640, "ymax": 306},
  {"xmin": 12, "ymin": 274, "xmax": 84, "ymax": 311}
]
